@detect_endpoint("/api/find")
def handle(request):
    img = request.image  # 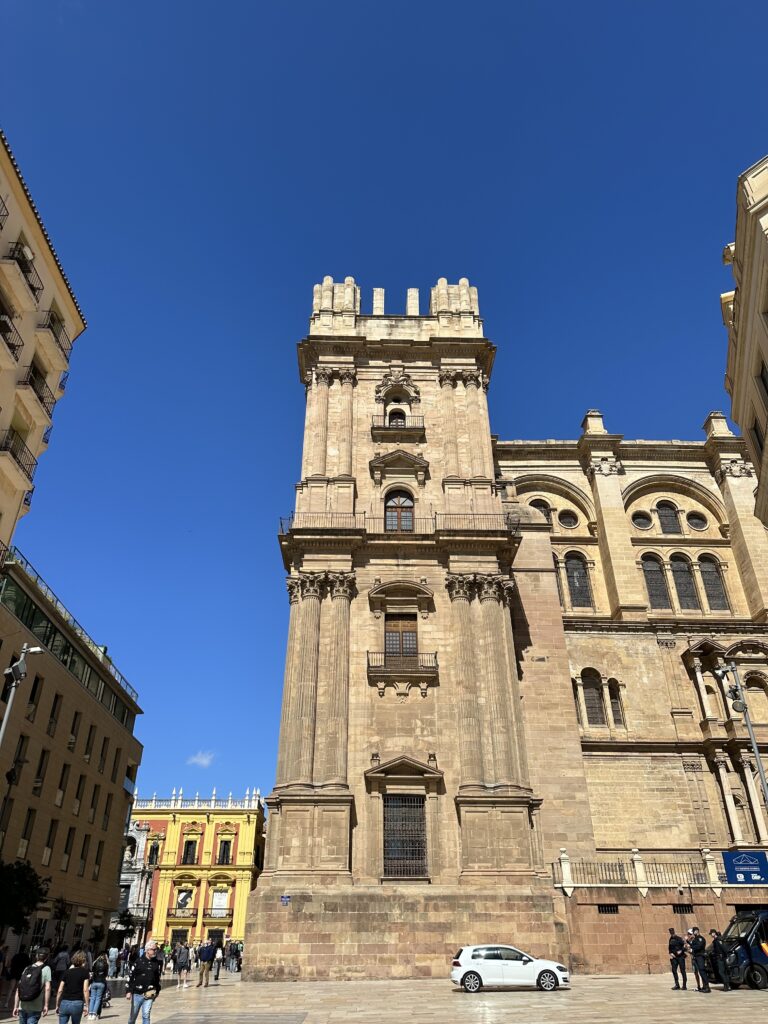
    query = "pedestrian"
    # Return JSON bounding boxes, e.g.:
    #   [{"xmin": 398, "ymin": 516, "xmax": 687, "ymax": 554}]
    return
[
  {"xmin": 668, "ymin": 927, "xmax": 688, "ymax": 990},
  {"xmin": 708, "ymin": 929, "xmax": 732, "ymax": 991},
  {"xmin": 55, "ymin": 949, "xmax": 90, "ymax": 1024},
  {"xmin": 195, "ymin": 940, "xmax": 215, "ymax": 988},
  {"xmin": 213, "ymin": 944, "xmax": 223, "ymax": 982},
  {"xmin": 687, "ymin": 928, "xmax": 710, "ymax": 993},
  {"xmin": 12, "ymin": 946, "xmax": 51, "ymax": 1024},
  {"xmin": 175, "ymin": 943, "xmax": 190, "ymax": 990},
  {"xmin": 125, "ymin": 939, "xmax": 162, "ymax": 1024},
  {"xmin": 87, "ymin": 952, "xmax": 108, "ymax": 1019},
  {"xmin": 118, "ymin": 947, "xmax": 129, "ymax": 978},
  {"xmin": 107, "ymin": 946, "xmax": 118, "ymax": 980},
  {"xmin": 51, "ymin": 946, "xmax": 70, "ymax": 993},
  {"xmin": 5, "ymin": 944, "xmax": 31, "ymax": 1011}
]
